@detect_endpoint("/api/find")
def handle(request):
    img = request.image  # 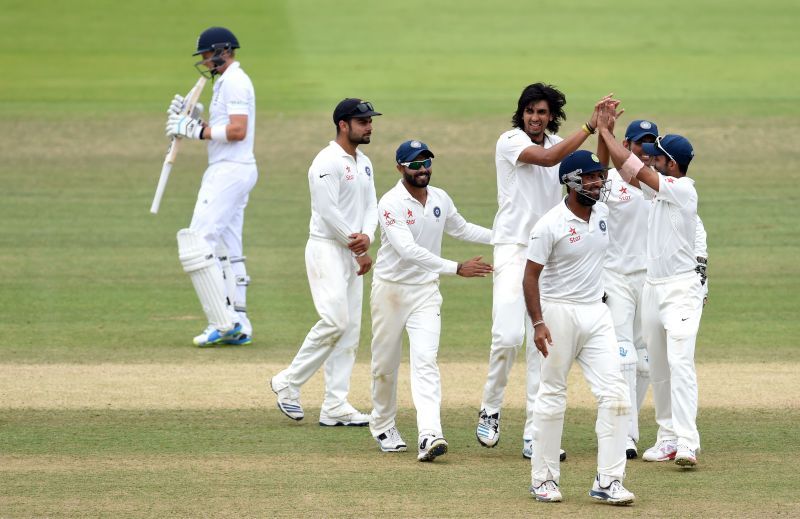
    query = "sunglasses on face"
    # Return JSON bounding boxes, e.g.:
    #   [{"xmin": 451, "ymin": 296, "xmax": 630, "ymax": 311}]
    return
[
  {"xmin": 655, "ymin": 136, "xmax": 676, "ymax": 163},
  {"xmin": 400, "ymin": 158, "xmax": 433, "ymax": 170}
]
